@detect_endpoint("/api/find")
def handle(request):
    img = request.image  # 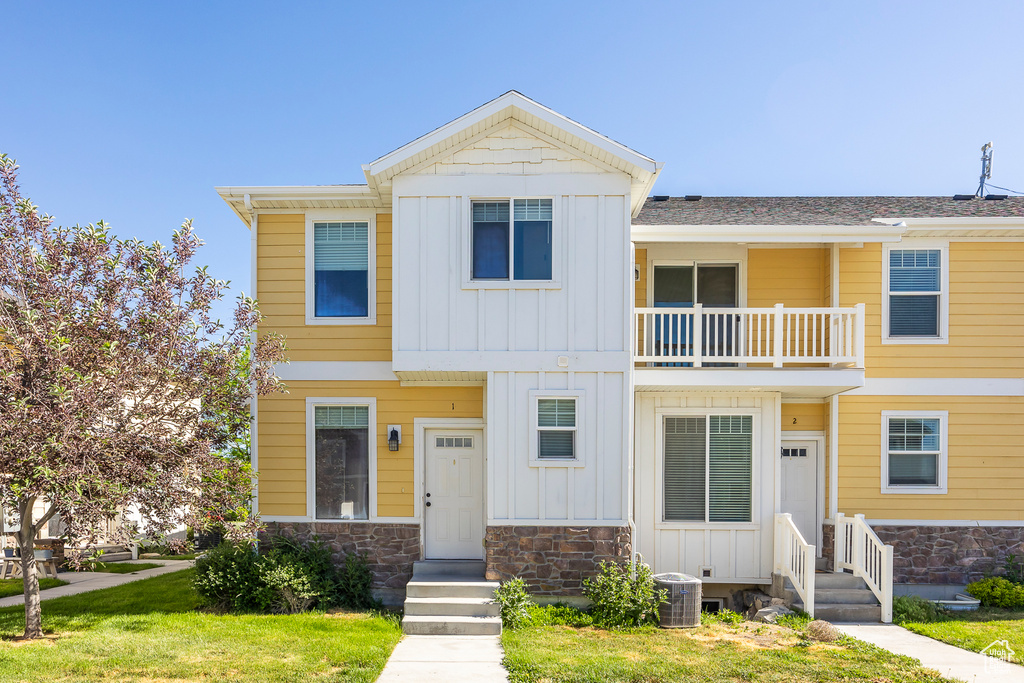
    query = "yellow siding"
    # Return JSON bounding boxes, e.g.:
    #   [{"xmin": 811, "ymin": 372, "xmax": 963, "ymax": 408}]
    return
[
  {"xmin": 839, "ymin": 241, "xmax": 1024, "ymax": 377},
  {"xmin": 257, "ymin": 381, "xmax": 483, "ymax": 518},
  {"xmin": 635, "ymin": 248, "xmax": 647, "ymax": 309},
  {"xmin": 781, "ymin": 402, "xmax": 826, "ymax": 432},
  {"xmin": 256, "ymin": 213, "xmax": 393, "ymax": 362},
  {"xmin": 747, "ymin": 247, "xmax": 828, "ymax": 308},
  {"xmin": 837, "ymin": 395, "xmax": 1024, "ymax": 520}
]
